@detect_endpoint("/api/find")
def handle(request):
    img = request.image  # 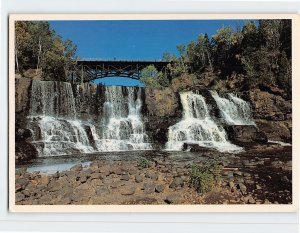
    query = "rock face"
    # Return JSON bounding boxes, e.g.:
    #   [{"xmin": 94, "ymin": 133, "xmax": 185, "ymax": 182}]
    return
[
  {"xmin": 247, "ymin": 89, "xmax": 292, "ymax": 121},
  {"xmin": 145, "ymin": 87, "xmax": 180, "ymax": 118},
  {"xmin": 240, "ymin": 88, "xmax": 292, "ymax": 143},
  {"xmin": 224, "ymin": 125, "xmax": 268, "ymax": 144},
  {"xmin": 15, "ymin": 141, "xmax": 38, "ymax": 163},
  {"xmin": 171, "ymin": 74, "xmax": 197, "ymax": 92},
  {"xmin": 15, "ymin": 128, "xmax": 32, "ymax": 142},
  {"xmin": 255, "ymin": 120, "xmax": 292, "ymax": 143},
  {"xmin": 14, "ymin": 77, "xmax": 293, "ymax": 156},
  {"xmin": 144, "ymin": 88, "xmax": 182, "ymax": 146},
  {"xmin": 73, "ymin": 83, "xmax": 106, "ymax": 121},
  {"xmin": 15, "ymin": 77, "xmax": 31, "ymax": 115}
]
